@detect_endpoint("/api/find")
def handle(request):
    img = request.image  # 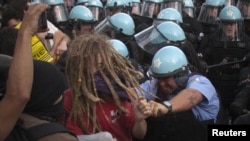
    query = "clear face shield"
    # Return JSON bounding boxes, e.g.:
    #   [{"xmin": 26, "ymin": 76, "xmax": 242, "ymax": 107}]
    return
[
  {"xmin": 153, "ymin": 19, "xmax": 181, "ymax": 26},
  {"xmin": 105, "ymin": 6, "xmax": 128, "ymax": 17},
  {"xmin": 76, "ymin": 2, "xmax": 88, "ymax": 6},
  {"xmin": 64, "ymin": 0, "xmax": 75, "ymax": 11},
  {"xmin": 94, "ymin": 17, "xmax": 128, "ymax": 40},
  {"xmin": 218, "ymin": 20, "xmax": 243, "ymax": 41},
  {"xmin": 183, "ymin": 7, "xmax": 195, "ymax": 18},
  {"xmin": 87, "ymin": 6, "xmax": 105, "ymax": 22},
  {"xmin": 197, "ymin": 4, "xmax": 219, "ymax": 24},
  {"xmin": 47, "ymin": 4, "xmax": 69, "ymax": 24},
  {"xmin": 131, "ymin": 2, "xmax": 142, "ymax": 15},
  {"xmin": 134, "ymin": 25, "xmax": 185, "ymax": 55},
  {"xmin": 237, "ymin": 0, "xmax": 250, "ymax": 19},
  {"xmin": 141, "ymin": 2, "xmax": 162, "ymax": 18},
  {"xmin": 73, "ymin": 20, "xmax": 95, "ymax": 35},
  {"xmin": 224, "ymin": 0, "xmax": 236, "ymax": 6},
  {"xmin": 160, "ymin": 1, "xmax": 182, "ymax": 16}
]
